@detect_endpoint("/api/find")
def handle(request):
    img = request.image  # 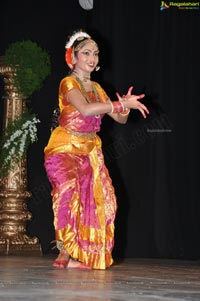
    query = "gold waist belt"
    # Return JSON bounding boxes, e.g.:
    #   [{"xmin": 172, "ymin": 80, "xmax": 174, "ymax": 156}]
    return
[{"xmin": 66, "ymin": 128, "xmax": 97, "ymax": 138}]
